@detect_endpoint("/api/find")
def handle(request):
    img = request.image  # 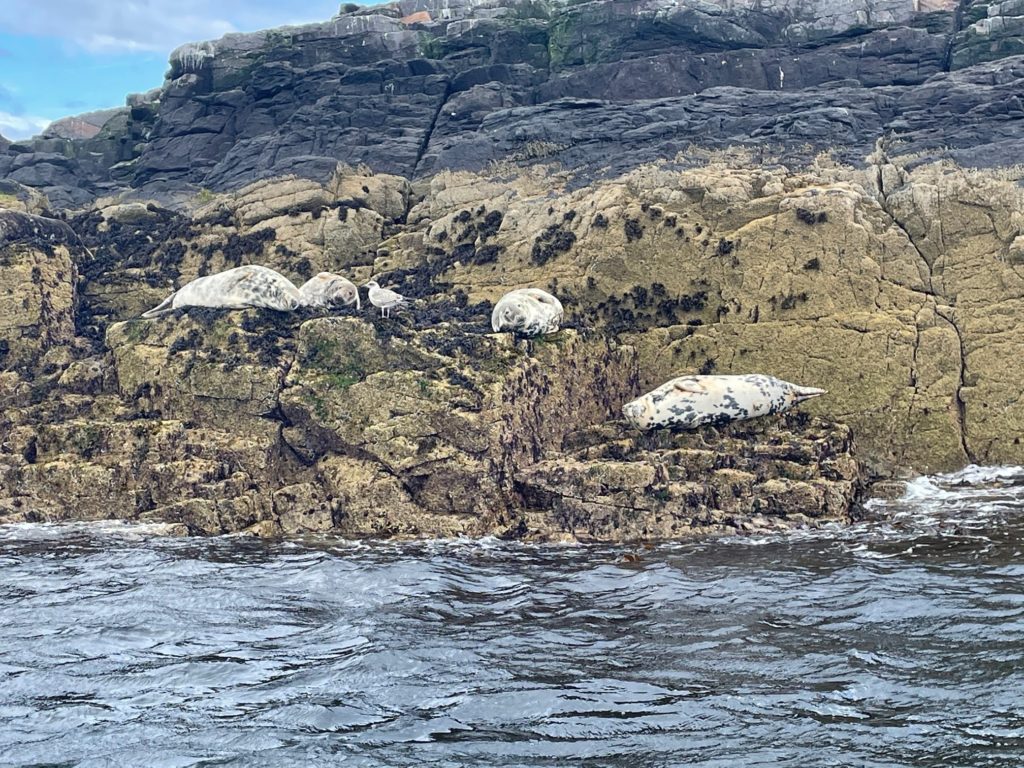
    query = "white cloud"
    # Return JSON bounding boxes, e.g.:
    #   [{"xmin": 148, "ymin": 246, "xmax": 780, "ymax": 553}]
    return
[
  {"xmin": 0, "ymin": 1, "xmax": 341, "ymax": 54},
  {"xmin": 0, "ymin": 111, "xmax": 51, "ymax": 140}
]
